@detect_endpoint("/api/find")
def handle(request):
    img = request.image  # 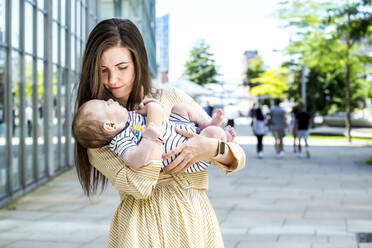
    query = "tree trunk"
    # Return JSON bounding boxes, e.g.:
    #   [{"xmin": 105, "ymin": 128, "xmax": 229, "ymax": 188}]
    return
[
  {"xmin": 345, "ymin": 58, "xmax": 352, "ymax": 142},
  {"xmin": 345, "ymin": 11, "xmax": 352, "ymax": 143},
  {"xmin": 345, "ymin": 42, "xmax": 352, "ymax": 143}
]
